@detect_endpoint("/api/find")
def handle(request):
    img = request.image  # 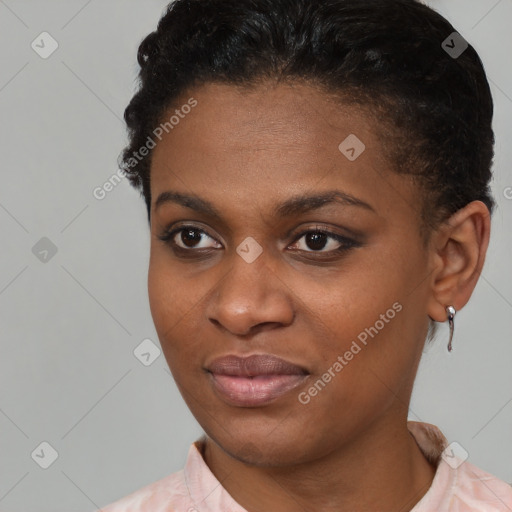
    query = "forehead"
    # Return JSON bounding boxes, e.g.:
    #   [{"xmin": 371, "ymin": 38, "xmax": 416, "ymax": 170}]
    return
[
  {"xmin": 149, "ymin": 81, "xmax": 419, "ymax": 223},
  {"xmin": 154, "ymin": 81, "xmax": 377, "ymax": 151}
]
